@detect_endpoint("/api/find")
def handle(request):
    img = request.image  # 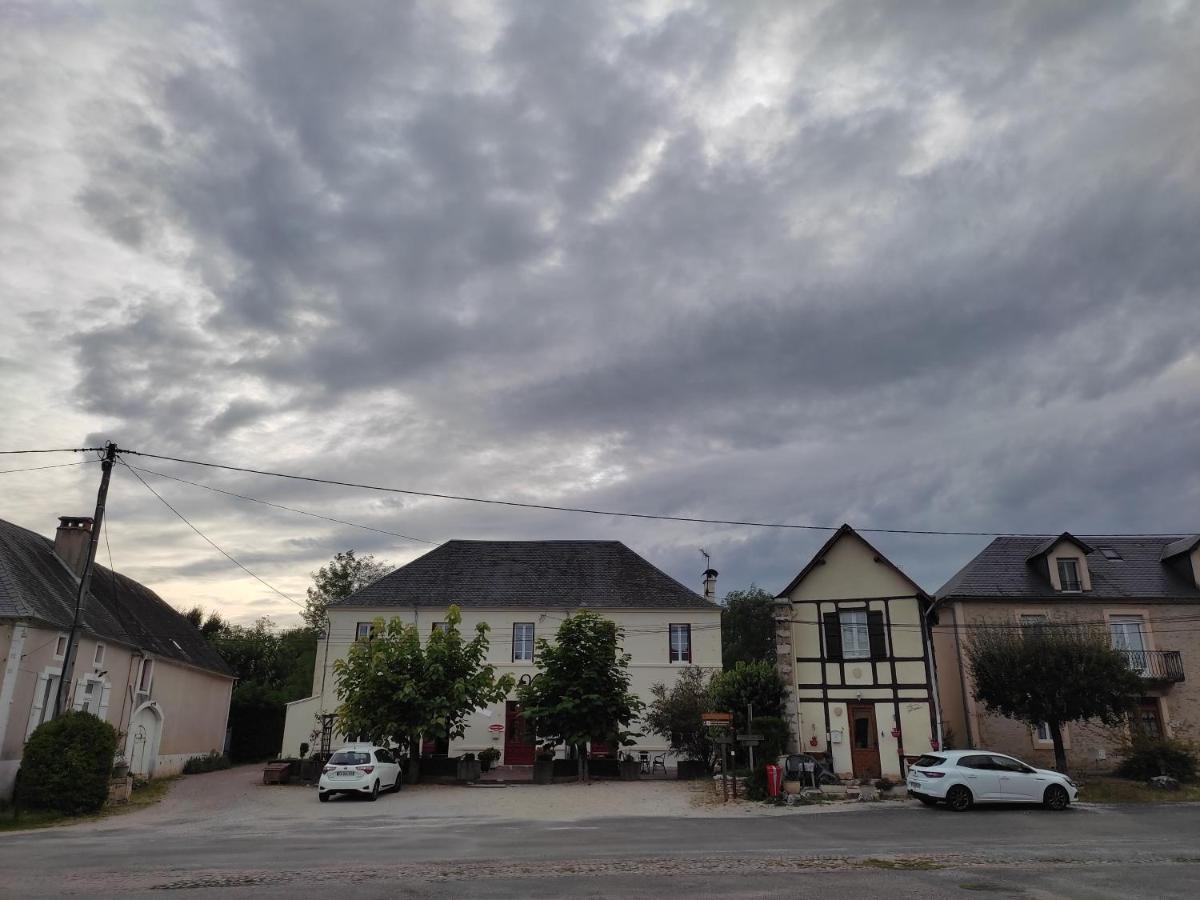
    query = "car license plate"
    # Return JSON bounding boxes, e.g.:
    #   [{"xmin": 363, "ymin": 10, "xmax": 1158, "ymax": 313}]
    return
[
  {"xmin": 908, "ymin": 779, "xmax": 921, "ymax": 789},
  {"xmin": 337, "ymin": 770, "xmax": 357, "ymax": 777}
]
